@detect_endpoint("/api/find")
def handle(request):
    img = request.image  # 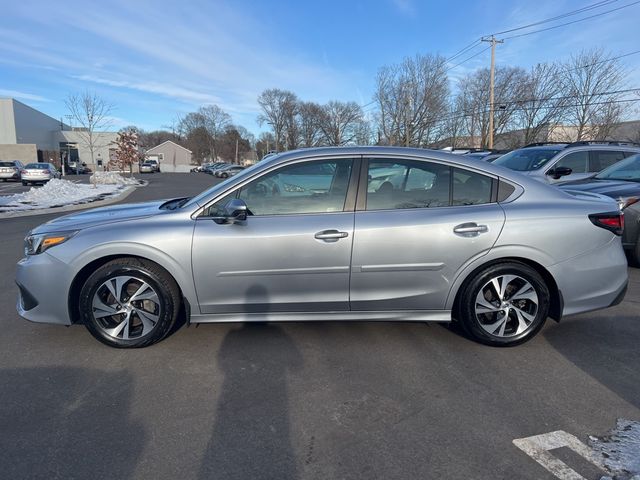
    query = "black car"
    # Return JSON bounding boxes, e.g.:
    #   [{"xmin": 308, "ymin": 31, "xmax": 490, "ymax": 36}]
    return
[{"xmin": 559, "ymin": 154, "xmax": 640, "ymax": 265}]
